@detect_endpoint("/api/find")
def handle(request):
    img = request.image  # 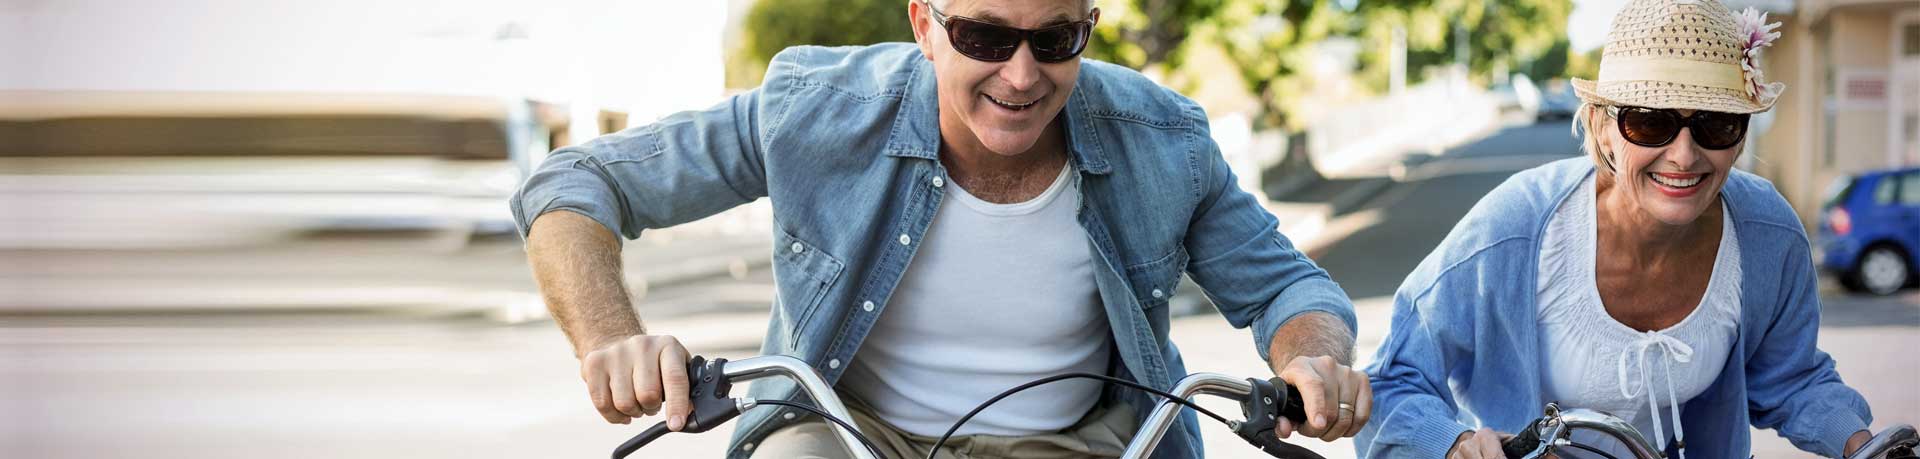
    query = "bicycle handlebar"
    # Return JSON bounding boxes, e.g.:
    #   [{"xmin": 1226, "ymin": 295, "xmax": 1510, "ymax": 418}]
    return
[
  {"xmin": 1501, "ymin": 404, "xmax": 1666, "ymax": 459},
  {"xmin": 1120, "ymin": 373, "xmax": 1315, "ymax": 458},
  {"xmin": 612, "ymin": 356, "xmax": 874, "ymax": 459},
  {"xmin": 1846, "ymin": 424, "xmax": 1918, "ymax": 459},
  {"xmin": 1499, "ymin": 406, "xmax": 1917, "ymax": 459},
  {"xmin": 611, "ymin": 355, "xmax": 1327, "ymax": 459}
]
